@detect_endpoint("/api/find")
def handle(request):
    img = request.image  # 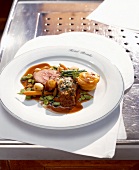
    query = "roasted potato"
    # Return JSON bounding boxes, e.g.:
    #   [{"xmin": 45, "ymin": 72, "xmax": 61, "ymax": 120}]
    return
[
  {"xmin": 76, "ymin": 72, "xmax": 100, "ymax": 91},
  {"xmin": 45, "ymin": 79, "xmax": 57, "ymax": 91}
]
